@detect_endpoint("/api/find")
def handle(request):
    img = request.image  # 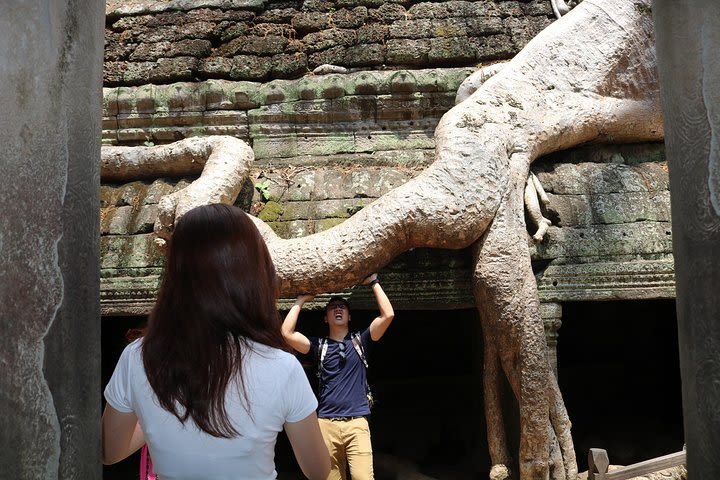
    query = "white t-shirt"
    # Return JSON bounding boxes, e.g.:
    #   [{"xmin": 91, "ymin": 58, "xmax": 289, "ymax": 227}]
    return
[{"xmin": 104, "ymin": 339, "xmax": 317, "ymax": 480}]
